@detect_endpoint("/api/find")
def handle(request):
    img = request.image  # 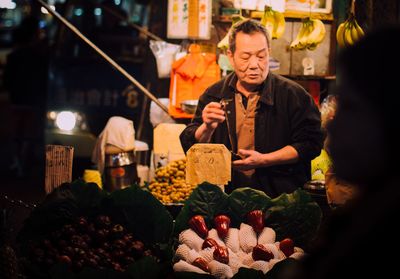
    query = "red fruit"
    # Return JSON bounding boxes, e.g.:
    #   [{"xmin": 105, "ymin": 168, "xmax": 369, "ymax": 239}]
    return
[
  {"xmin": 58, "ymin": 255, "xmax": 72, "ymax": 265},
  {"xmin": 246, "ymin": 210, "xmax": 264, "ymax": 233},
  {"xmin": 279, "ymin": 238, "xmax": 295, "ymax": 257},
  {"xmin": 202, "ymin": 238, "xmax": 219, "ymax": 250},
  {"xmin": 214, "ymin": 215, "xmax": 231, "ymax": 239},
  {"xmin": 192, "ymin": 257, "xmax": 210, "ymax": 273},
  {"xmin": 213, "ymin": 246, "xmax": 229, "ymax": 264},
  {"xmin": 188, "ymin": 215, "xmax": 209, "ymax": 238},
  {"xmin": 252, "ymin": 244, "xmax": 274, "ymax": 261}
]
